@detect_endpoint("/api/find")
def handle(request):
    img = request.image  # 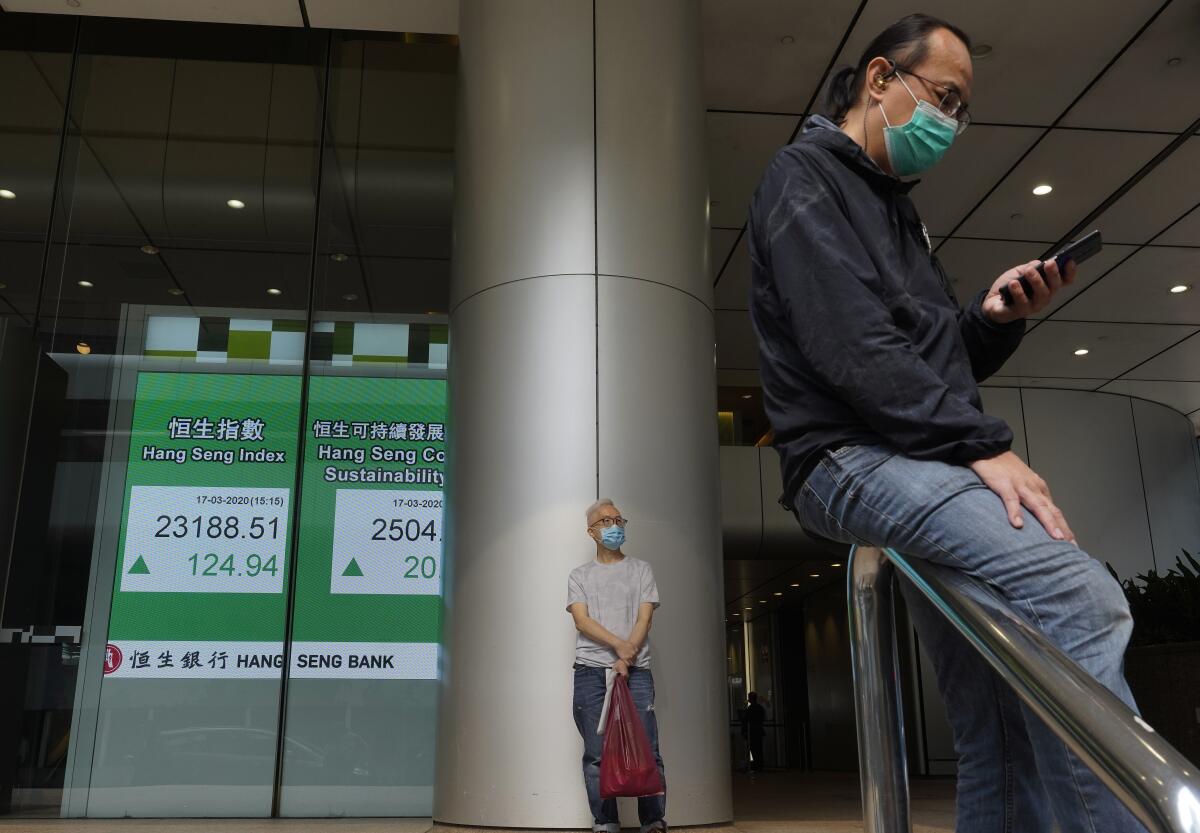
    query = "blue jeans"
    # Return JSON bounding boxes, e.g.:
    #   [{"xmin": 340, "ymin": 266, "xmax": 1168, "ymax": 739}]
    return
[
  {"xmin": 796, "ymin": 444, "xmax": 1145, "ymax": 833},
  {"xmin": 573, "ymin": 664, "xmax": 667, "ymax": 833}
]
